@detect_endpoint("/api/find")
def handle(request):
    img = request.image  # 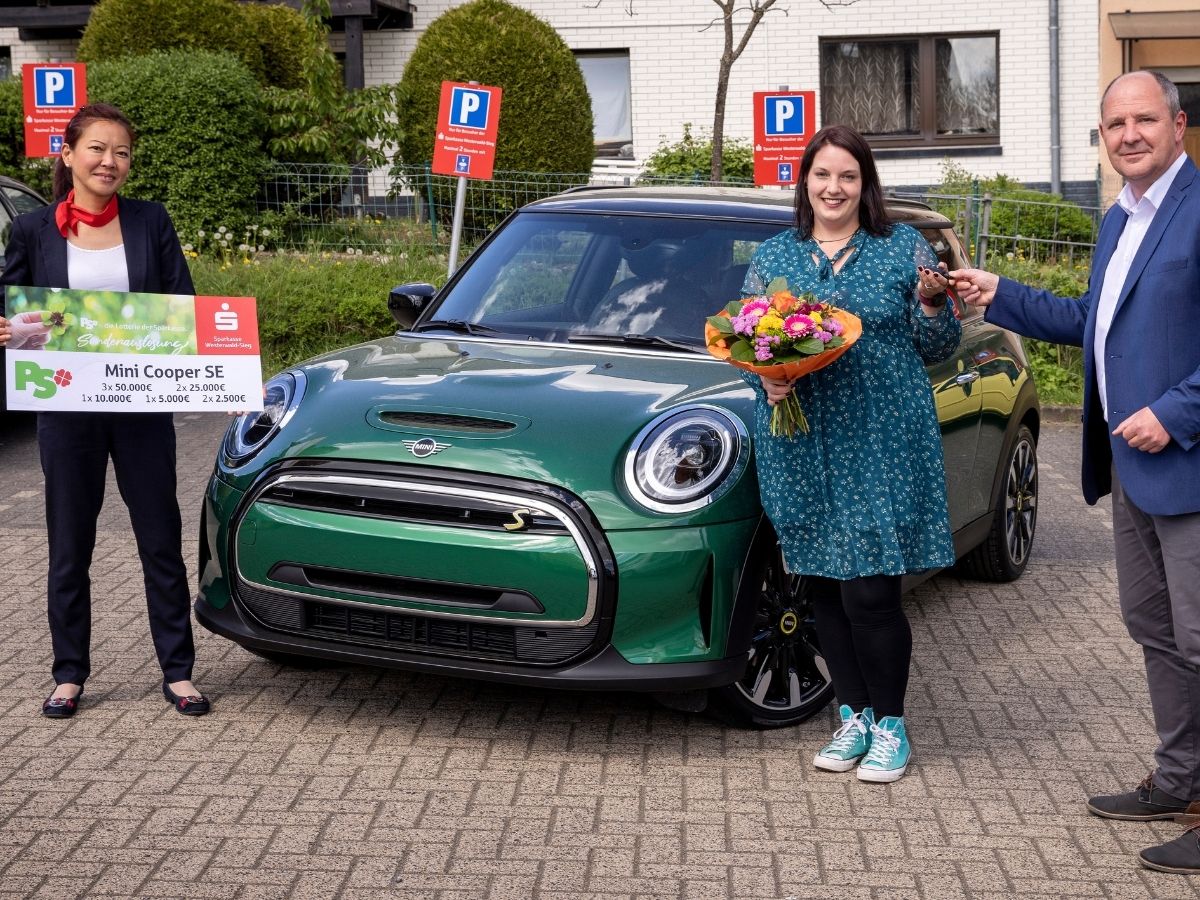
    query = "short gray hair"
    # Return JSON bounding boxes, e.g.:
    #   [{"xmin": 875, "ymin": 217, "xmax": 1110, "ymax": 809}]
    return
[{"xmin": 1101, "ymin": 70, "xmax": 1182, "ymax": 118}]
